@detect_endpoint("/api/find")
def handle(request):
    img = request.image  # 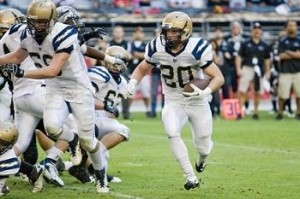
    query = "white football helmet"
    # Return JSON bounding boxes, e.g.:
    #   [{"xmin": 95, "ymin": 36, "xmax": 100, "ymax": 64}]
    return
[{"xmin": 56, "ymin": 6, "xmax": 85, "ymax": 33}]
